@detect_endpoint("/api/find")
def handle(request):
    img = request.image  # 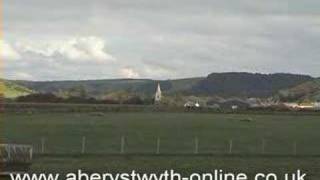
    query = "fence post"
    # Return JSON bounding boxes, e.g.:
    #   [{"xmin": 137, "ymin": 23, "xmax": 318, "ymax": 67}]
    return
[
  {"xmin": 7, "ymin": 145, "xmax": 11, "ymax": 160},
  {"xmin": 293, "ymin": 142, "xmax": 297, "ymax": 156},
  {"xmin": 120, "ymin": 136, "xmax": 125, "ymax": 154},
  {"xmin": 194, "ymin": 137, "xmax": 199, "ymax": 154},
  {"xmin": 156, "ymin": 137, "xmax": 161, "ymax": 154},
  {"xmin": 30, "ymin": 147, "xmax": 33, "ymax": 160},
  {"xmin": 41, "ymin": 137, "xmax": 45, "ymax": 154},
  {"xmin": 229, "ymin": 139, "xmax": 233, "ymax": 154},
  {"xmin": 81, "ymin": 136, "xmax": 86, "ymax": 154}
]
